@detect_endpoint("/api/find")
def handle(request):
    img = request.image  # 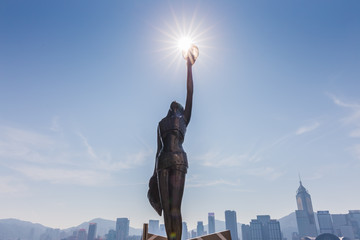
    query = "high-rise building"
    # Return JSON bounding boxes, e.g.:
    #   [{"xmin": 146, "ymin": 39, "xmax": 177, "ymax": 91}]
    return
[
  {"xmin": 331, "ymin": 214, "xmax": 355, "ymax": 239},
  {"xmin": 241, "ymin": 224, "xmax": 251, "ymax": 240},
  {"xmin": 225, "ymin": 210, "xmax": 238, "ymax": 240},
  {"xmin": 250, "ymin": 220, "xmax": 262, "ymax": 240},
  {"xmin": 149, "ymin": 220, "xmax": 160, "ymax": 235},
  {"xmin": 268, "ymin": 220, "xmax": 282, "ymax": 240},
  {"xmin": 348, "ymin": 210, "xmax": 360, "ymax": 239},
  {"xmin": 182, "ymin": 222, "xmax": 188, "ymax": 240},
  {"xmin": 116, "ymin": 218, "xmax": 129, "ymax": 240},
  {"xmin": 197, "ymin": 221, "xmax": 204, "ymax": 237},
  {"xmin": 332, "ymin": 214, "xmax": 348, "ymax": 237},
  {"xmin": 208, "ymin": 213, "xmax": 215, "ymax": 234},
  {"xmin": 191, "ymin": 230, "xmax": 197, "ymax": 238},
  {"xmin": 87, "ymin": 223, "xmax": 97, "ymax": 240},
  {"xmin": 248, "ymin": 216, "xmax": 281, "ymax": 240},
  {"xmin": 78, "ymin": 229, "xmax": 87, "ymax": 240},
  {"xmin": 159, "ymin": 224, "xmax": 166, "ymax": 237},
  {"xmin": 295, "ymin": 181, "xmax": 318, "ymax": 238},
  {"xmin": 317, "ymin": 211, "xmax": 334, "ymax": 234}
]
